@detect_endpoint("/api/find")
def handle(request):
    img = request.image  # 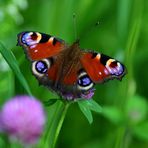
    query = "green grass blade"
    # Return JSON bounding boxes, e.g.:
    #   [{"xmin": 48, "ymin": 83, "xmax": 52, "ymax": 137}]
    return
[{"xmin": 0, "ymin": 42, "xmax": 32, "ymax": 96}]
